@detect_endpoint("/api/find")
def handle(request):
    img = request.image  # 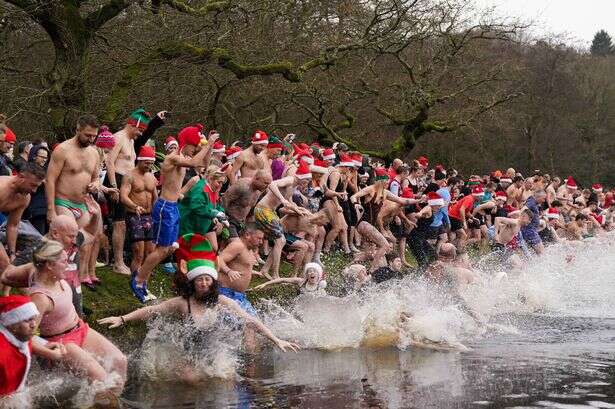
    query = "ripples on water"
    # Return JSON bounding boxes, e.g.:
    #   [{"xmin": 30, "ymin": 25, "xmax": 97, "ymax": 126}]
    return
[{"xmin": 19, "ymin": 235, "xmax": 615, "ymax": 408}]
